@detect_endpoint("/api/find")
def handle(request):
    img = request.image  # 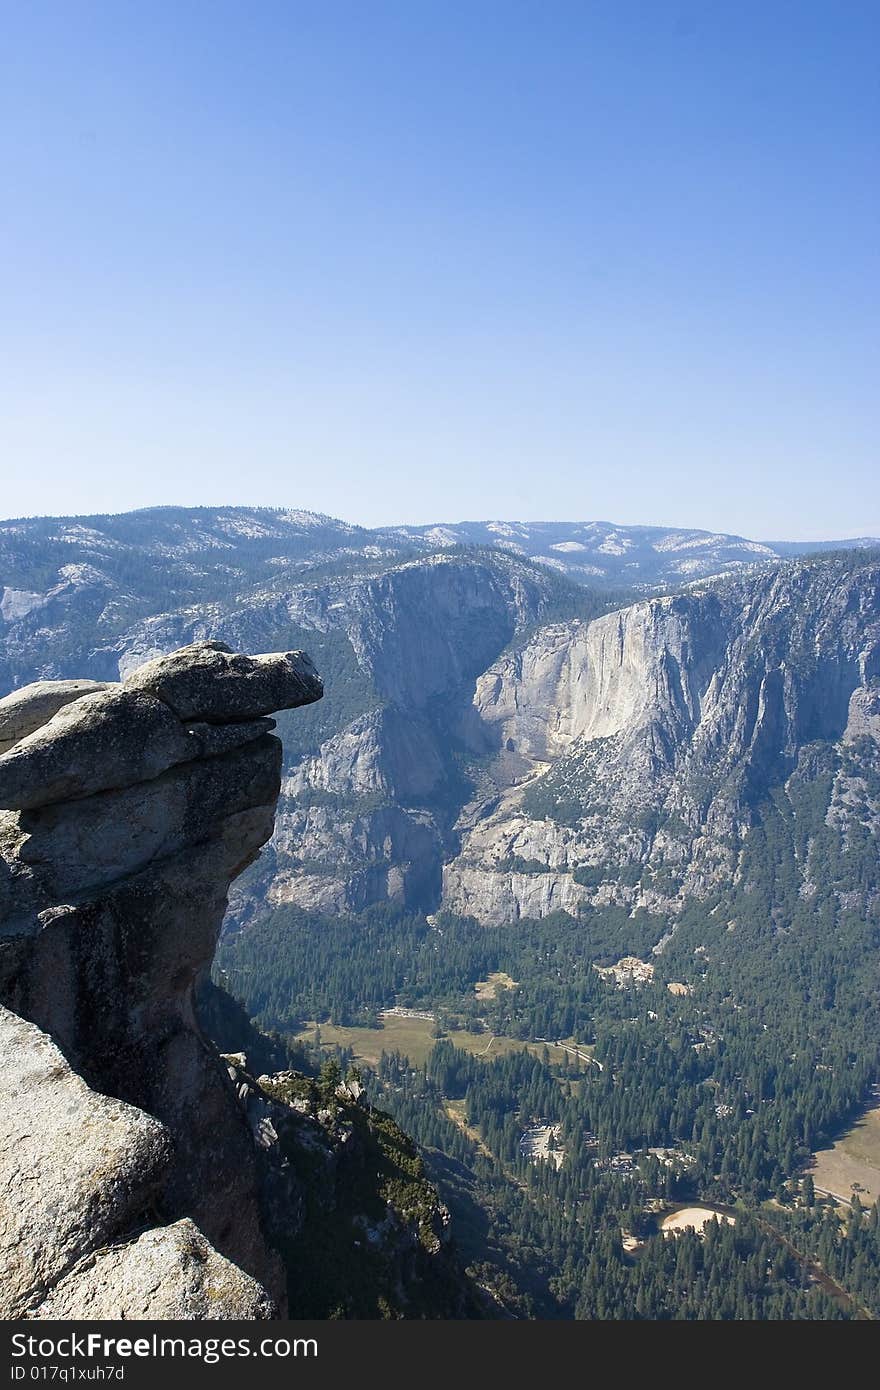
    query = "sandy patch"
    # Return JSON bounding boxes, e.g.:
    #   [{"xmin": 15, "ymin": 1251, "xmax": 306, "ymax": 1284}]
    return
[
  {"xmin": 475, "ymin": 971, "xmax": 518, "ymax": 1001},
  {"xmin": 661, "ymin": 1206, "xmax": 735, "ymax": 1236}
]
